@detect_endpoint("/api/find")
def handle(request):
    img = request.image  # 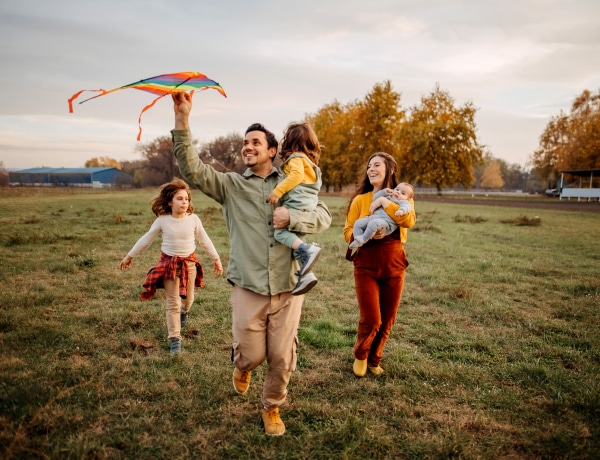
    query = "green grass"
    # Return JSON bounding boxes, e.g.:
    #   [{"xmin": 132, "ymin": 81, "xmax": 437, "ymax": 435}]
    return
[{"xmin": 0, "ymin": 187, "xmax": 599, "ymax": 459}]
